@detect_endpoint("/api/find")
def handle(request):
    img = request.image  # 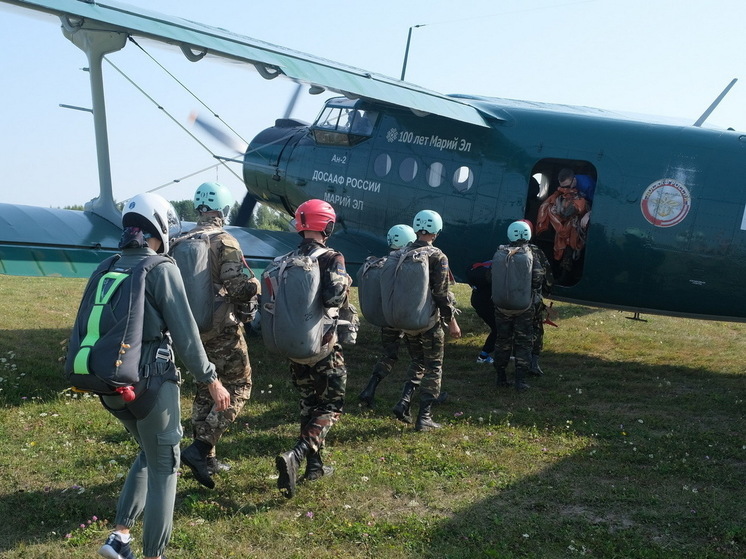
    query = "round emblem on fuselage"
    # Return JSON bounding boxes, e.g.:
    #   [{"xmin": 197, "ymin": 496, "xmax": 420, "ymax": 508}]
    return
[{"xmin": 640, "ymin": 178, "xmax": 691, "ymax": 227}]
